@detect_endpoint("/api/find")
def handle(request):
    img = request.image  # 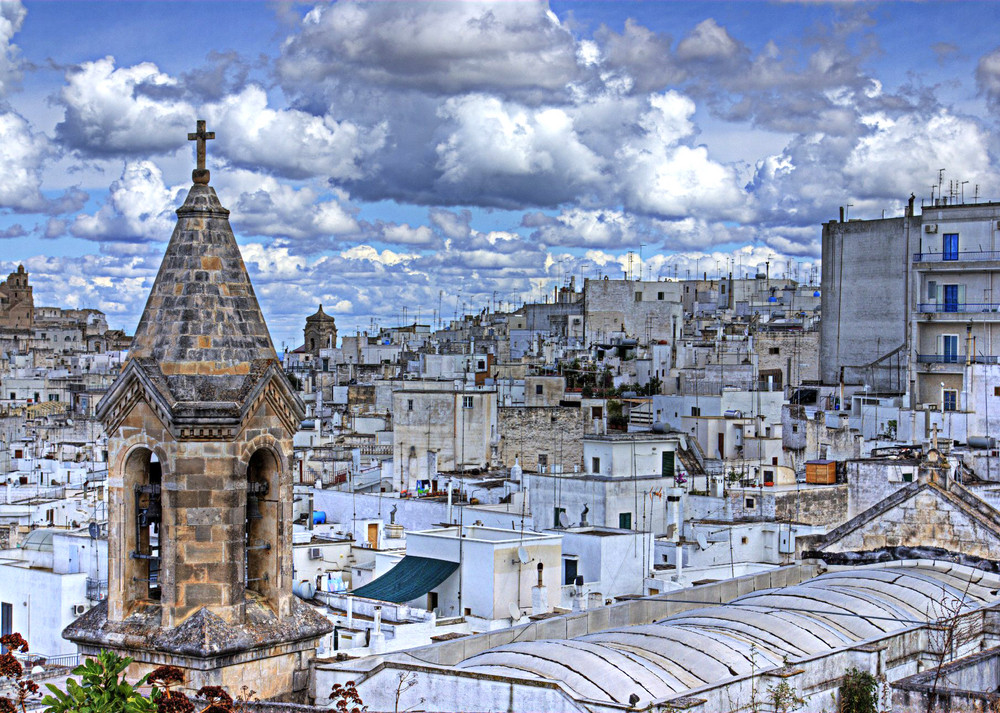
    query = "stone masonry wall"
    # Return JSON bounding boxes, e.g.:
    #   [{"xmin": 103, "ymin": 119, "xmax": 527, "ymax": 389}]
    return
[
  {"xmin": 496, "ymin": 406, "xmax": 584, "ymax": 472},
  {"xmin": 826, "ymin": 487, "xmax": 1000, "ymax": 558}
]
